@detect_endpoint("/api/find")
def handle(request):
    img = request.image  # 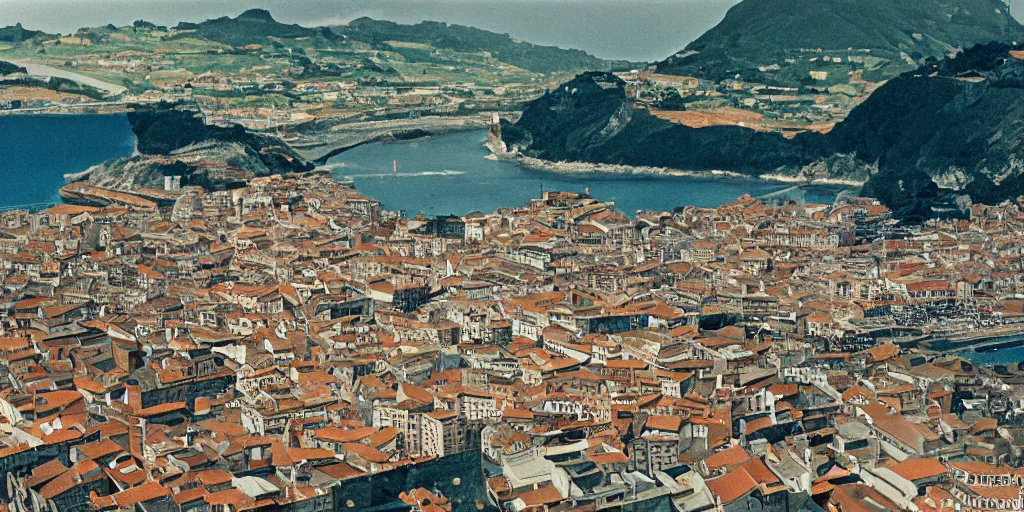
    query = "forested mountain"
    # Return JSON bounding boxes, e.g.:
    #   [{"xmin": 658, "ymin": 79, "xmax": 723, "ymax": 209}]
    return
[{"xmin": 657, "ymin": 0, "xmax": 1024, "ymax": 83}]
